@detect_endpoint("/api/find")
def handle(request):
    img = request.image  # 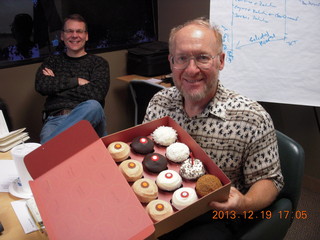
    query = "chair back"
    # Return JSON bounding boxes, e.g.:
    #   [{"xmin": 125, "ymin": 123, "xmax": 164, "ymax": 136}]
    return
[
  {"xmin": 276, "ymin": 130, "xmax": 305, "ymax": 212},
  {"xmin": 0, "ymin": 98, "xmax": 13, "ymax": 131},
  {"xmin": 129, "ymin": 80, "xmax": 165, "ymax": 125}
]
